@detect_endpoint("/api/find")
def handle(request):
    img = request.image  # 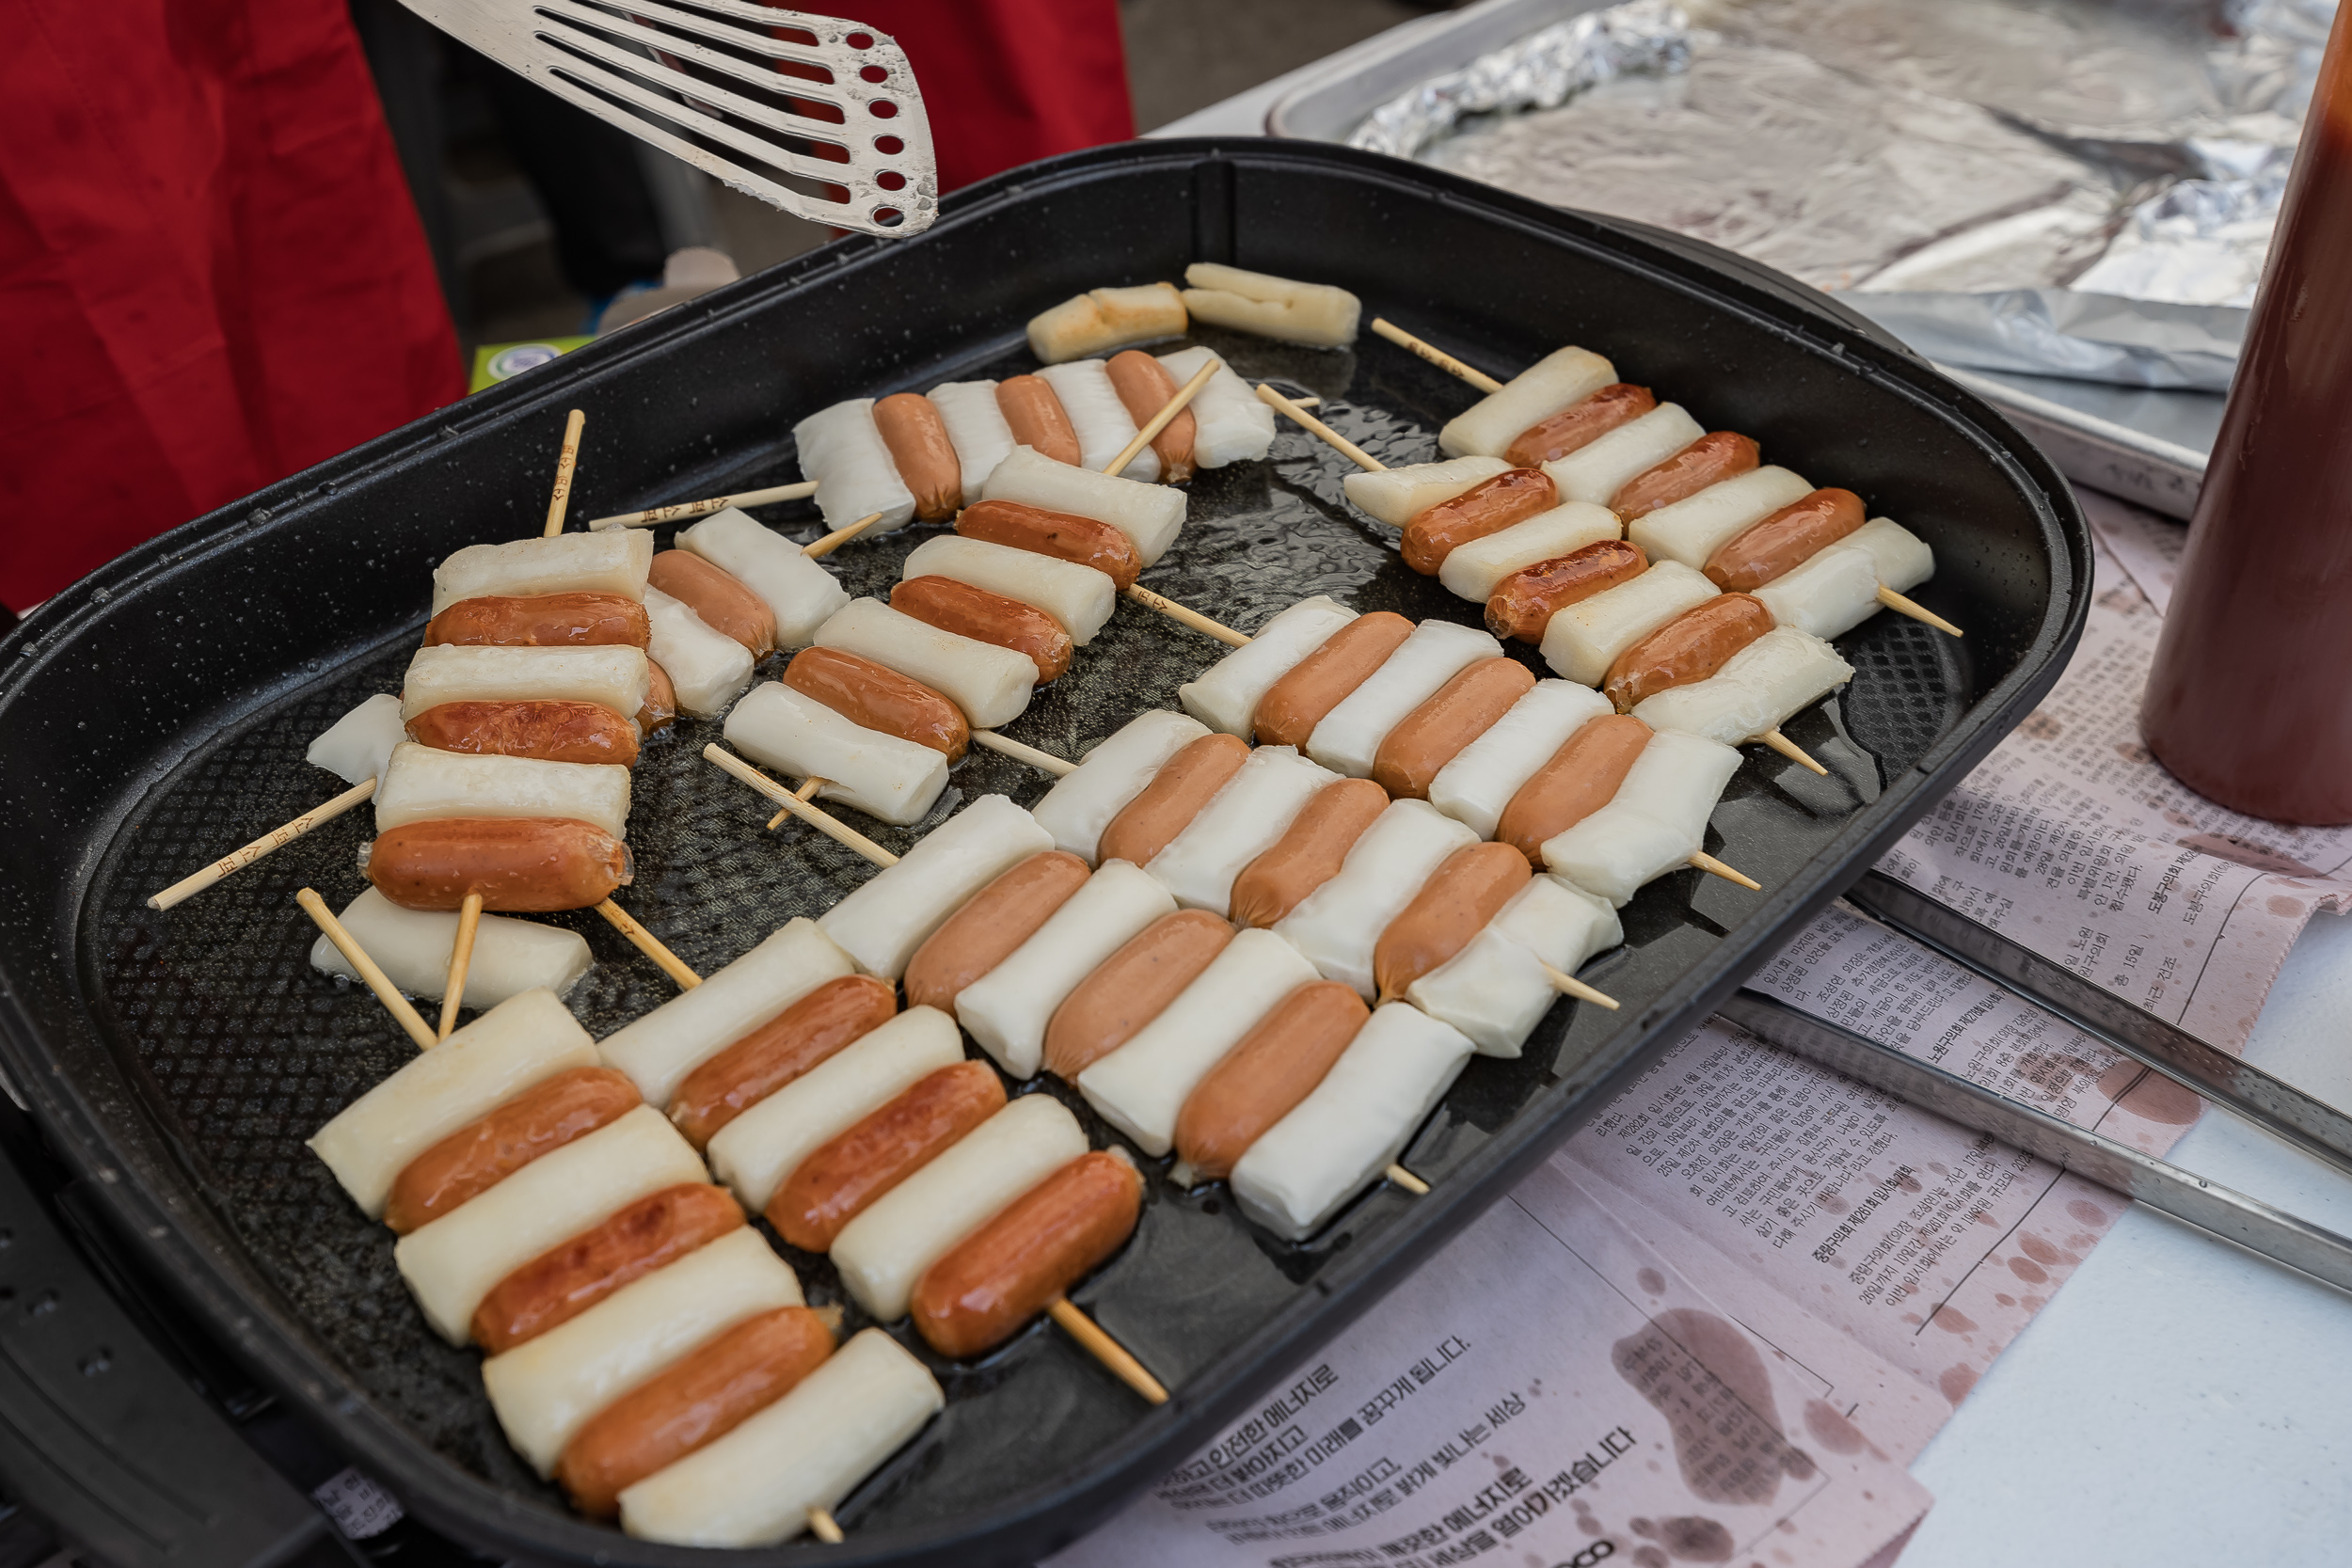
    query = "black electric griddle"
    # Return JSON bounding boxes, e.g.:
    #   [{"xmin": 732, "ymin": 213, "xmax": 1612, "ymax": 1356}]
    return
[{"xmin": 0, "ymin": 140, "xmax": 2086, "ymax": 1567}]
